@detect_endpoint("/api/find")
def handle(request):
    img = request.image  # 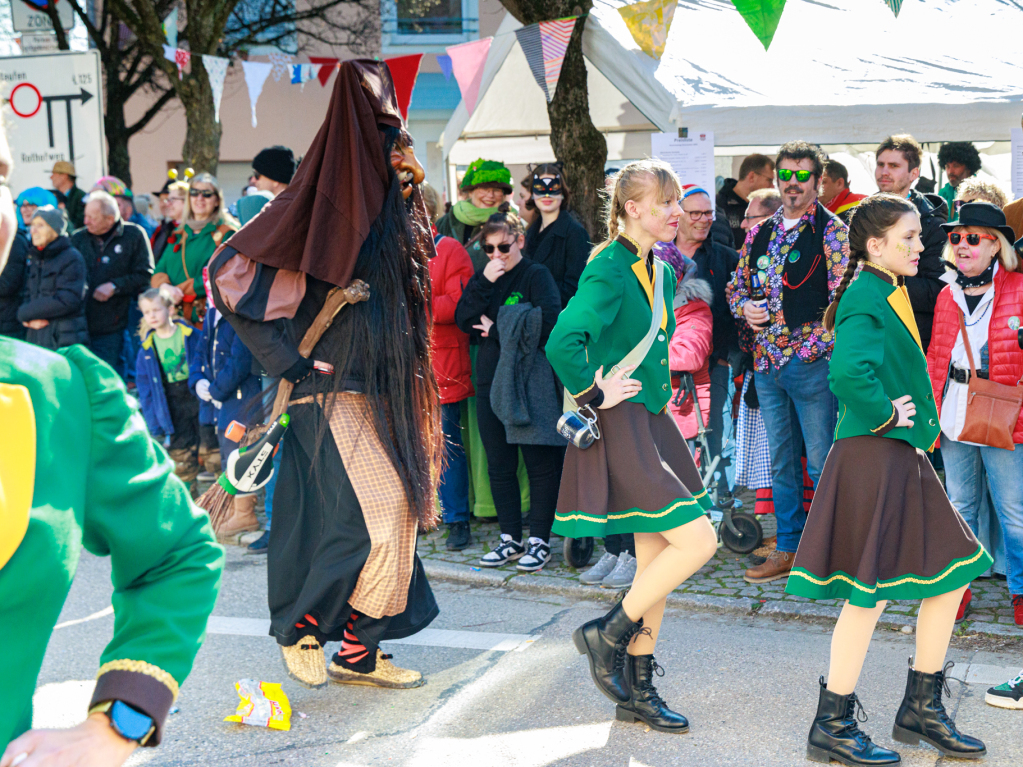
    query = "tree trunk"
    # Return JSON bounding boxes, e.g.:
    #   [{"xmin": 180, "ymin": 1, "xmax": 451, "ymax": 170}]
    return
[
  {"xmin": 102, "ymin": 43, "xmax": 133, "ymax": 186},
  {"xmin": 177, "ymin": 58, "xmax": 222, "ymax": 174},
  {"xmin": 498, "ymin": 1, "xmax": 606, "ymax": 238}
]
